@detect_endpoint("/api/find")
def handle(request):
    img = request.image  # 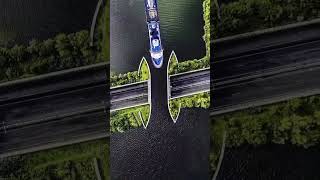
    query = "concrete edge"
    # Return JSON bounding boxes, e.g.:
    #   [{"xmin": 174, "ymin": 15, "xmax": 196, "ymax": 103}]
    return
[
  {"xmin": 167, "ymin": 51, "xmax": 182, "ymax": 123},
  {"xmin": 212, "ymin": 131, "xmax": 227, "ymax": 180},
  {"xmin": 138, "ymin": 57, "xmax": 152, "ymax": 129},
  {"xmin": 90, "ymin": 0, "xmax": 104, "ymax": 46}
]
